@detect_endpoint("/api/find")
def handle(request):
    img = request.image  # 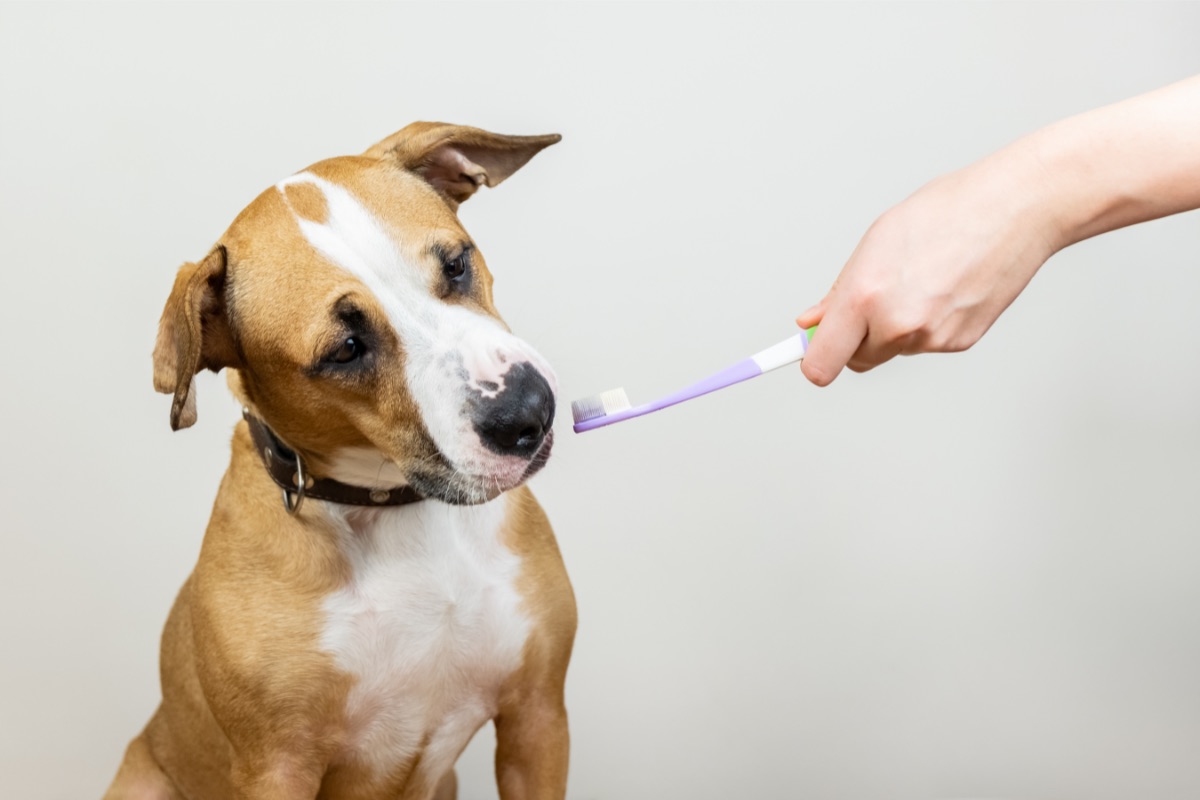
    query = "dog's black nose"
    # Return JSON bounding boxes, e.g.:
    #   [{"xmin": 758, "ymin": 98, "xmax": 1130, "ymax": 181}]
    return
[{"xmin": 473, "ymin": 363, "xmax": 555, "ymax": 458}]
